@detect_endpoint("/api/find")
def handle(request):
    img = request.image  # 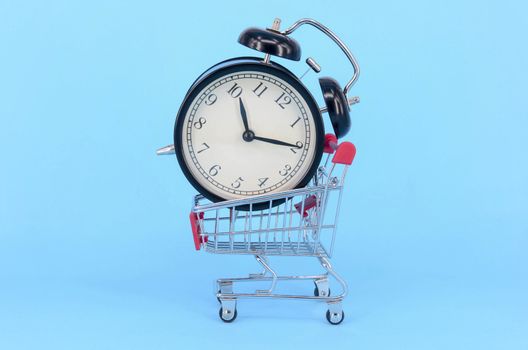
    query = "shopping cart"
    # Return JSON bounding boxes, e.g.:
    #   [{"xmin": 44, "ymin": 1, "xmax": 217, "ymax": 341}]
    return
[{"xmin": 189, "ymin": 134, "xmax": 357, "ymax": 324}]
